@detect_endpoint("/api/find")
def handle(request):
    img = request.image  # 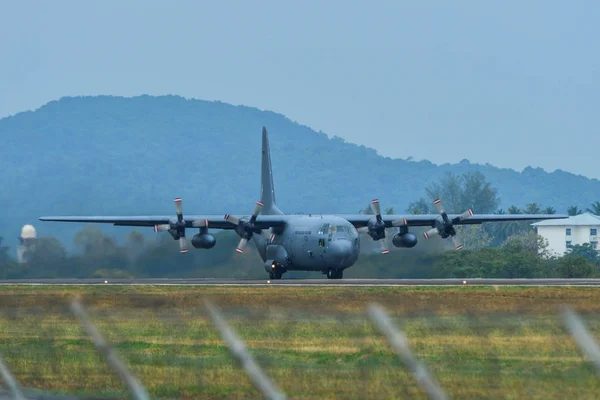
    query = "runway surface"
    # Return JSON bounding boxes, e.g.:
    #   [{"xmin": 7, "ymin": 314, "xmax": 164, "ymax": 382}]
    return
[{"xmin": 2, "ymin": 278, "xmax": 600, "ymax": 286}]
